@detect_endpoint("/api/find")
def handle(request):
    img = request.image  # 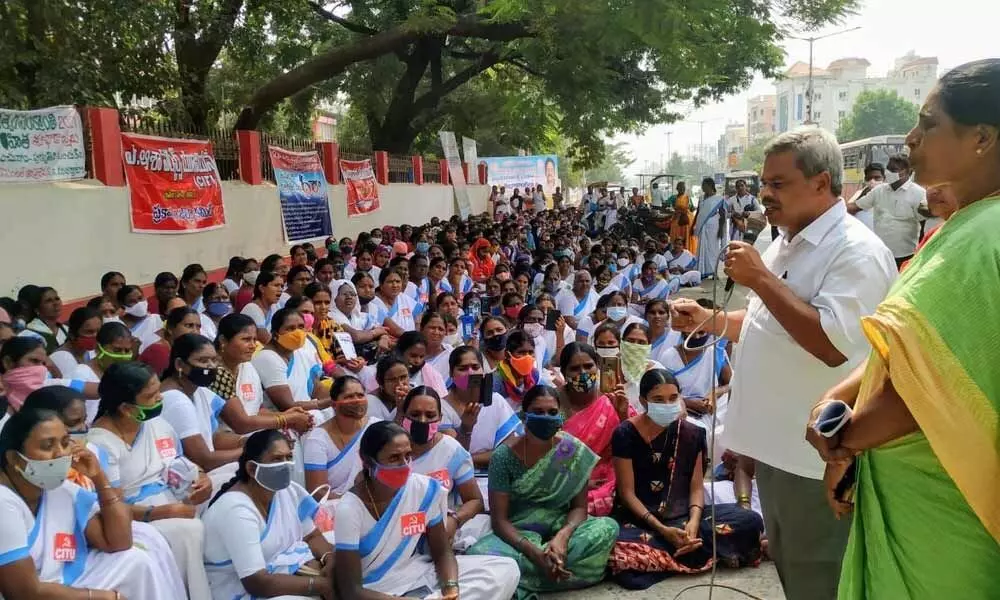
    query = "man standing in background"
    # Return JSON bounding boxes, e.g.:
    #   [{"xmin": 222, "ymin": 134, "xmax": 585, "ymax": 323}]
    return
[
  {"xmin": 728, "ymin": 179, "xmax": 760, "ymax": 241},
  {"xmin": 847, "ymin": 154, "xmax": 928, "ymax": 269},
  {"xmin": 844, "ymin": 162, "xmax": 884, "ymax": 230},
  {"xmin": 672, "ymin": 128, "xmax": 896, "ymax": 600},
  {"xmin": 650, "ymin": 182, "xmax": 664, "ymax": 208}
]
